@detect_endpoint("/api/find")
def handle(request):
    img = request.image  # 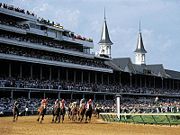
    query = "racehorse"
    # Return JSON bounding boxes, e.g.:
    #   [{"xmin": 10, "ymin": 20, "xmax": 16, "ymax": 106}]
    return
[
  {"xmin": 78, "ymin": 104, "xmax": 86, "ymax": 122},
  {"xmin": 94, "ymin": 105, "xmax": 101, "ymax": 119},
  {"xmin": 85, "ymin": 104, "xmax": 93, "ymax": 123},
  {"xmin": 70, "ymin": 102, "xmax": 79, "ymax": 121},
  {"xmin": 52, "ymin": 102, "xmax": 60, "ymax": 123},
  {"xmin": 37, "ymin": 104, "xmax": 46, "ymax": 123},
  {"xmin": 59, "ymin": 107, "xmax": 66, "ymax": 123},
  {"xmin": 12, "ymin": 103, "xmax": 19, "ymax": 122}
]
